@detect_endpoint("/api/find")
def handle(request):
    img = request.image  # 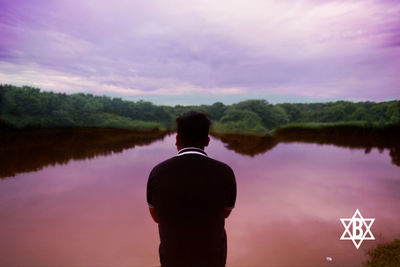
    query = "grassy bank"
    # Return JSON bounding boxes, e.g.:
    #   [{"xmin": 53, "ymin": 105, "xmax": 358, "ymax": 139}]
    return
[
  {"xmin": 0, "ymin": 113, "xmax": 166, "ymax": 131},
  {"xmin": 271, "ymin": 121, "xmax": 400, "ymax": 138},
  {"xmin": 363, "ymin": 239, "xmax": 400, "ymax": 267}
]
